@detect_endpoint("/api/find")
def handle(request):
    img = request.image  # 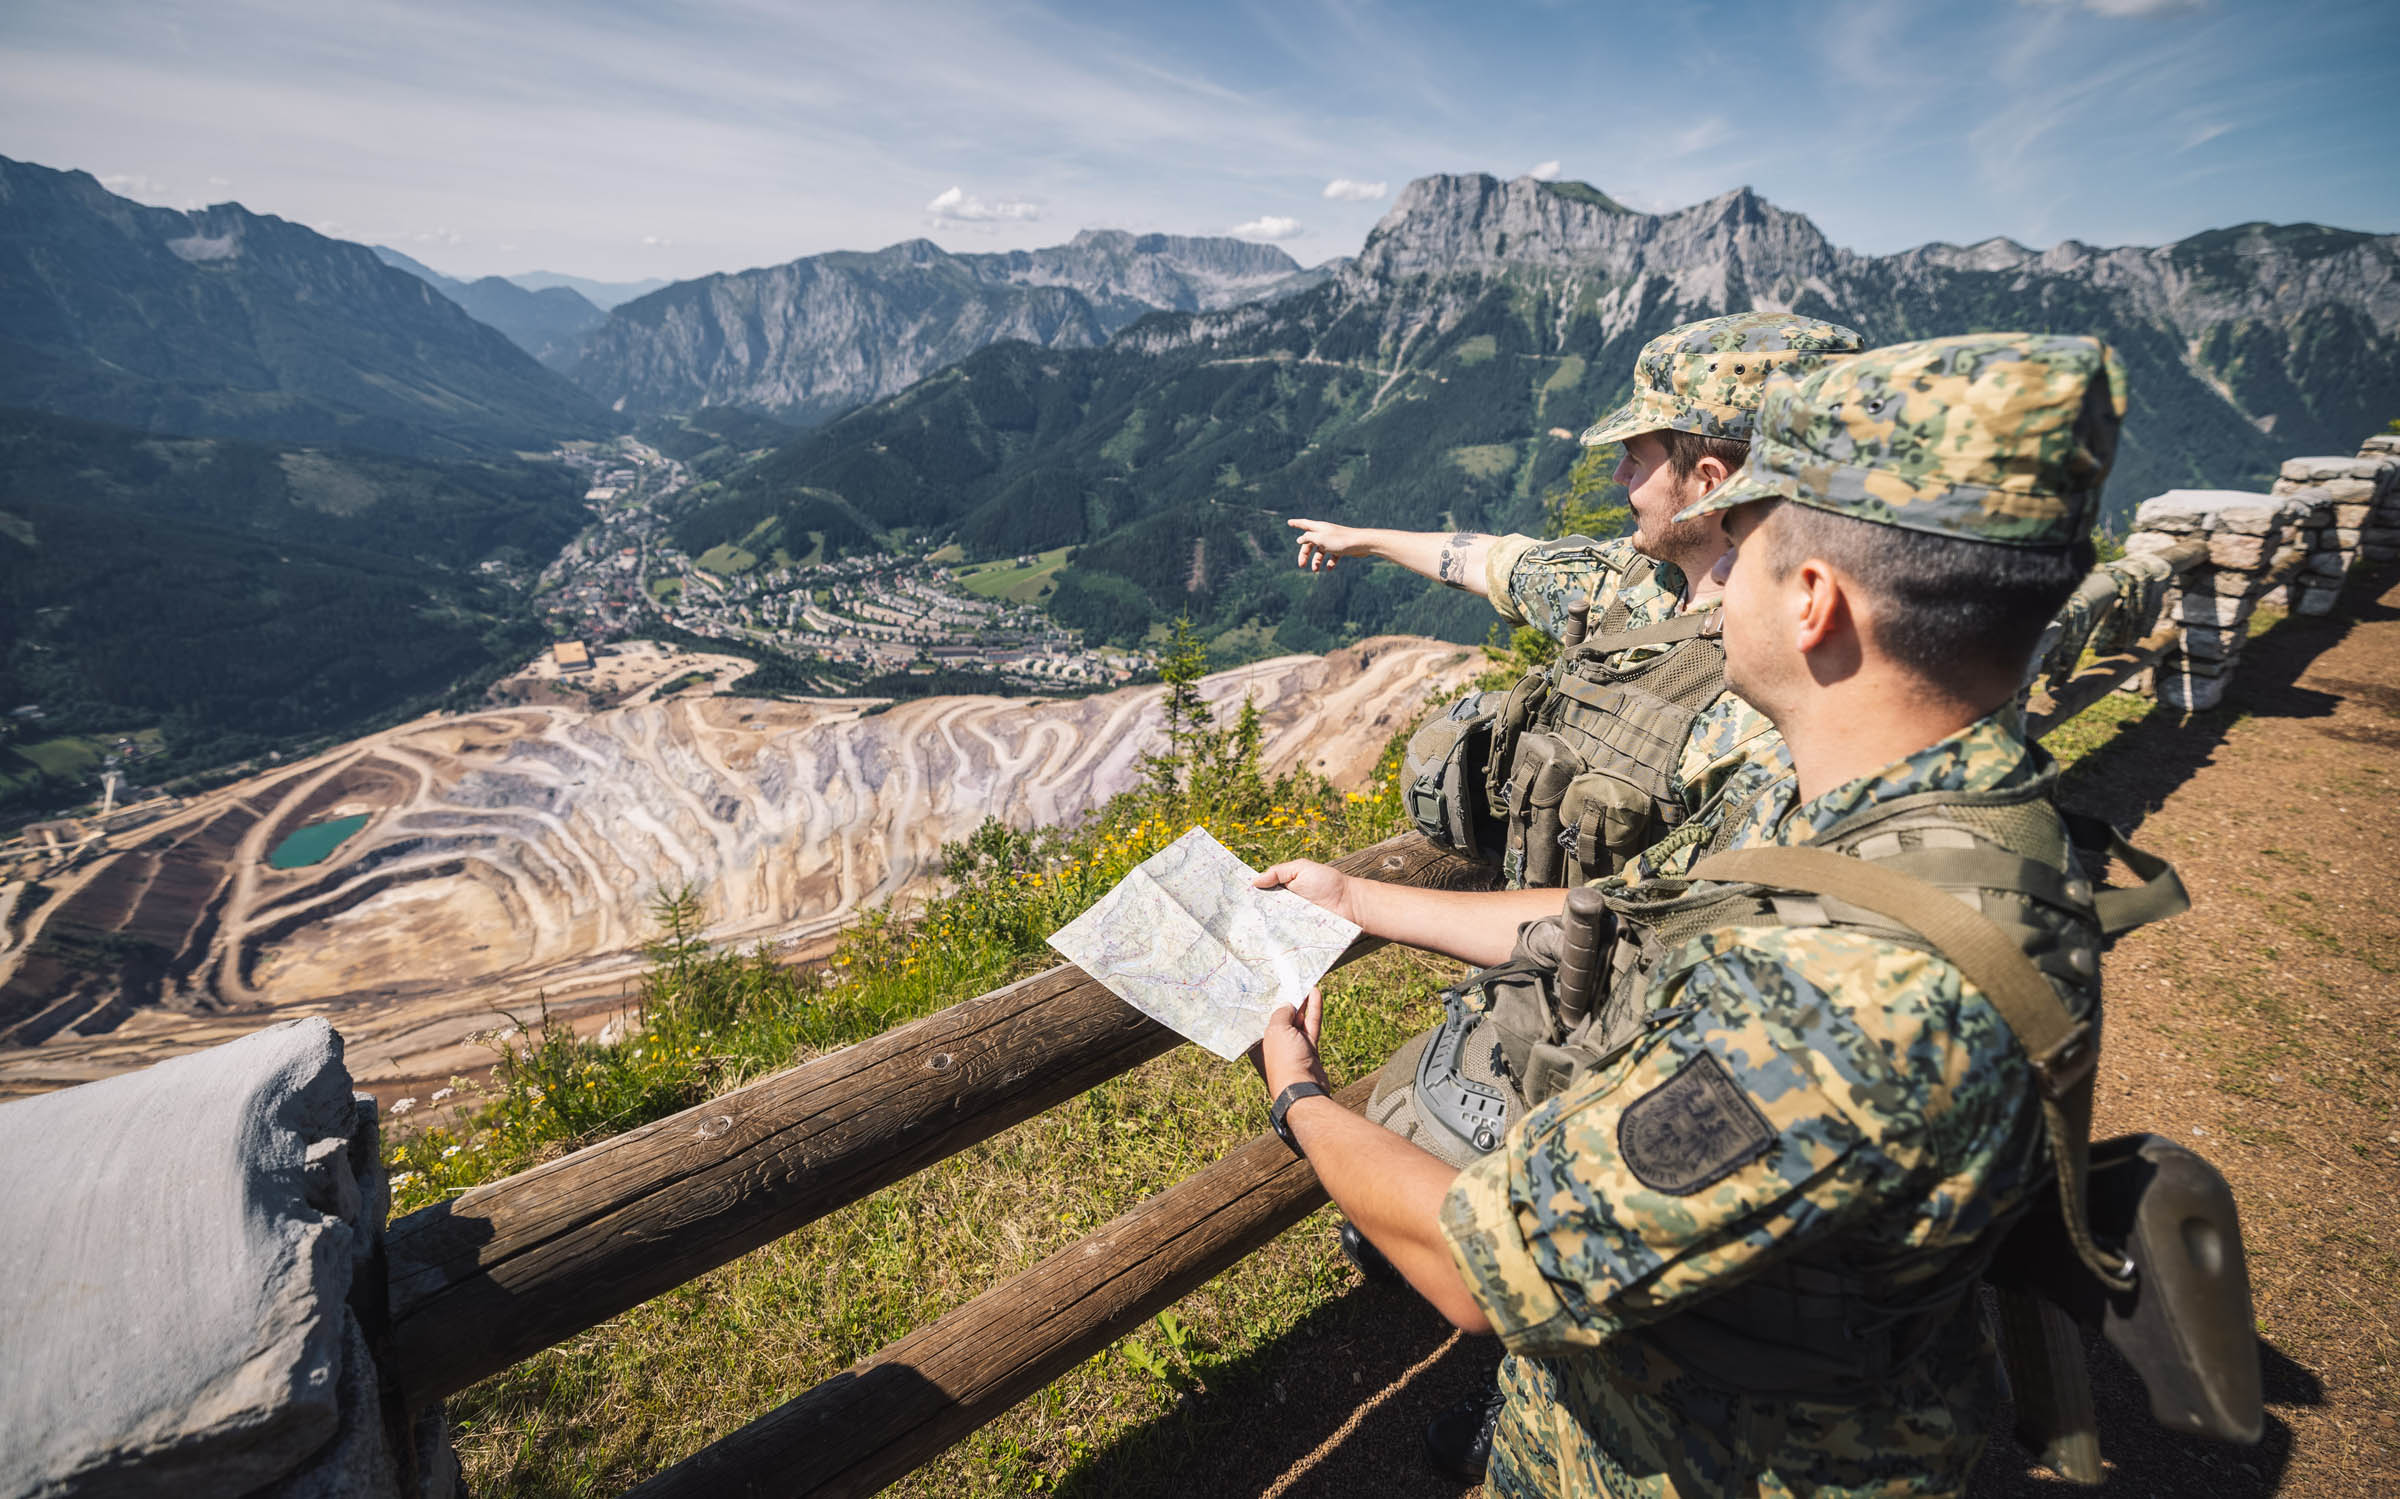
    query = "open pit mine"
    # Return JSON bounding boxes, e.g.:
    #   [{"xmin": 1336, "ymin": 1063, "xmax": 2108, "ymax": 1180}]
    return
[{"xmin": 0, "ymin": 637, "xmax": 1478, "ymax": 1100}]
